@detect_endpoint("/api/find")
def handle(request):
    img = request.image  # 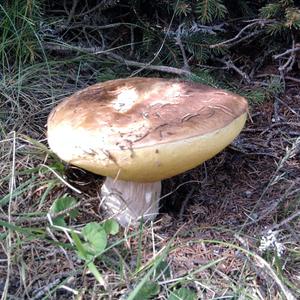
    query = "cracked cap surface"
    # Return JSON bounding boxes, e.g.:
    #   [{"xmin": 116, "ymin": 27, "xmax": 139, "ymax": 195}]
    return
[{"xmin": 47, "ymin": 77, "xmax": 248, "ymax": 182}]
